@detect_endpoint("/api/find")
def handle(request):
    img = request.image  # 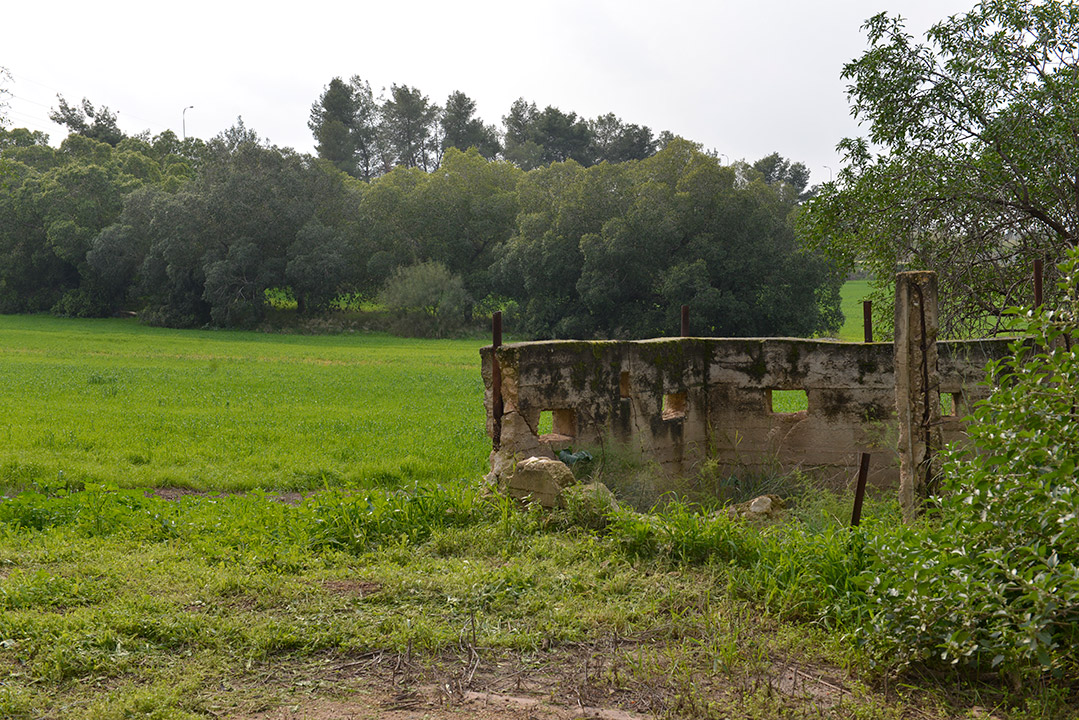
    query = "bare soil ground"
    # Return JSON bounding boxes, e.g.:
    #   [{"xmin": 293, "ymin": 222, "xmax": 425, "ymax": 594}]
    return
[{"xmin": 223, "ymin": 639, "xmax": 907, "ymax": 720}]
